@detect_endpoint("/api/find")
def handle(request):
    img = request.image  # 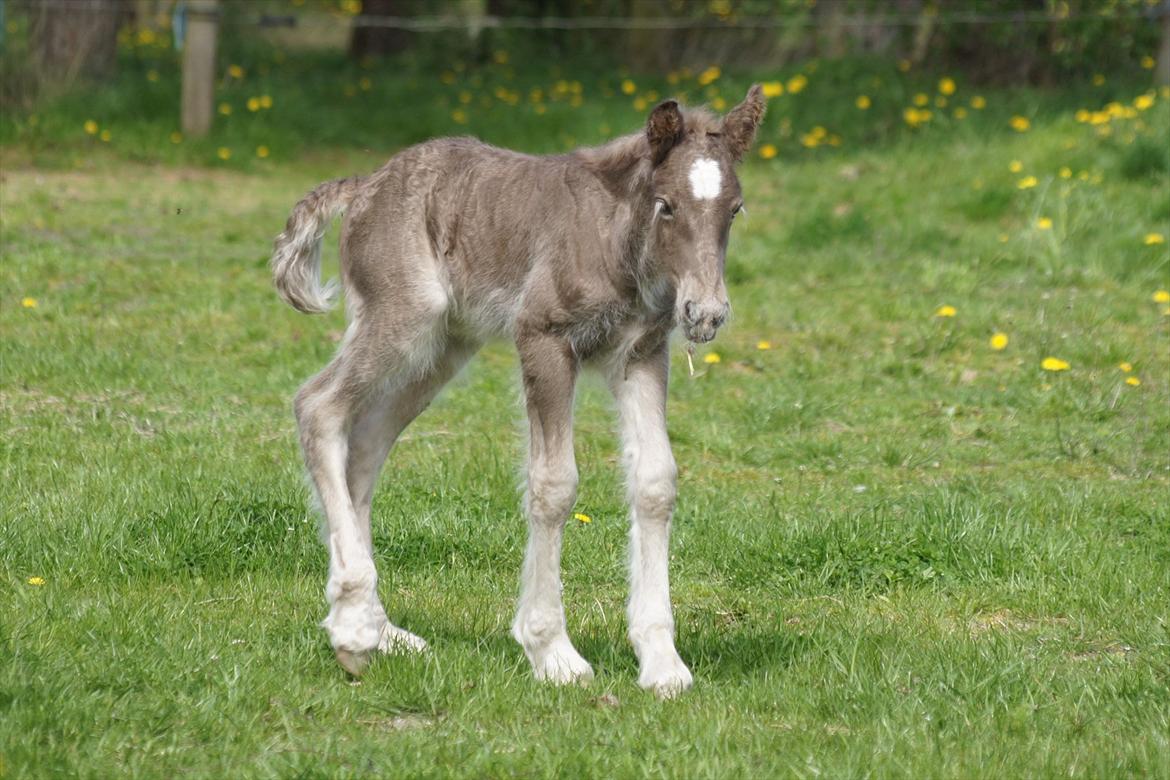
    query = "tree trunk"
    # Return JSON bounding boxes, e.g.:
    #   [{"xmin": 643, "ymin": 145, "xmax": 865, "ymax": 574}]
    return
[
  {"xmin": 1157, "ymin": 0, "xmax": 1170, "ymax": 87},
  {"xmin": 815, "ymin": 0, "xmax": 847, "ymax": 59},
  {"xmin": 627, "ymin": 0, "xmax": 669, "ymax": 74},
  {"xmin": 34, "ymin": 0, "xmax": 124, "ymax": 87},
  {"xmin": 349, "ymin": 0, "xmax": 414, "ymax": 61},
  {"xmin": 910, "ymin": 2, "xmax": 936, "ymax": 65}
]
